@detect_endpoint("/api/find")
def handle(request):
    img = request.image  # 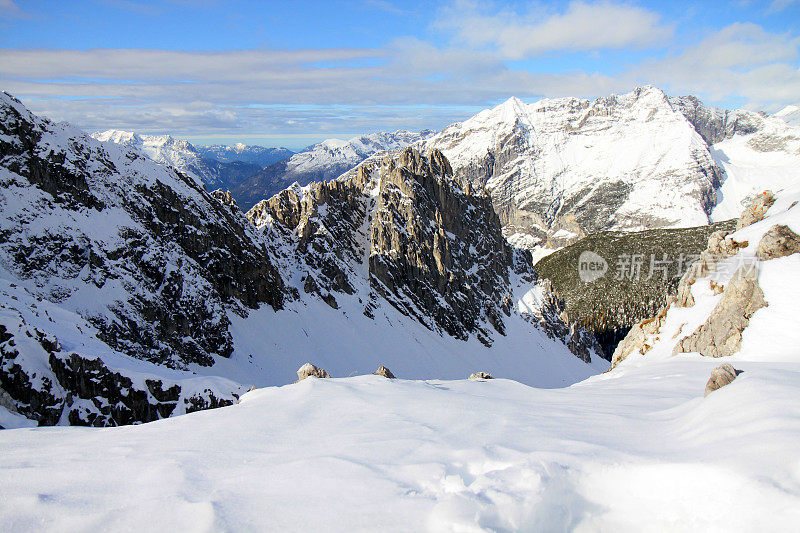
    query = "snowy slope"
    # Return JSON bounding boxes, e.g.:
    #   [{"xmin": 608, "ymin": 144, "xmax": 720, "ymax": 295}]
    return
[
  {"xmin": 1, "ymin": 352, "xmax": 798, "ymax": 530},
  {"xmin": 775, "ymin": 104, "xmax": 800, "ymax": 128},
  {"xmin": 2, "ymin": 188, "xmax": 798, "ymax": 531},
  {"xmin": 710, "ymin": 129, "xmax": 800, "ymax": 222}
]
